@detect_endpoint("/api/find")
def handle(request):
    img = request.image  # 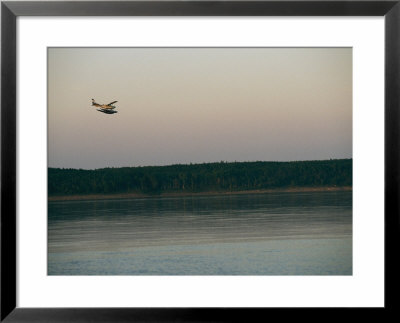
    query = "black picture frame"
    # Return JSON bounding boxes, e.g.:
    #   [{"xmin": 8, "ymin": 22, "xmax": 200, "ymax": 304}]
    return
[{"xmin": 1, "ymin": 1, "xmax": 399, "ymax": 321}]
